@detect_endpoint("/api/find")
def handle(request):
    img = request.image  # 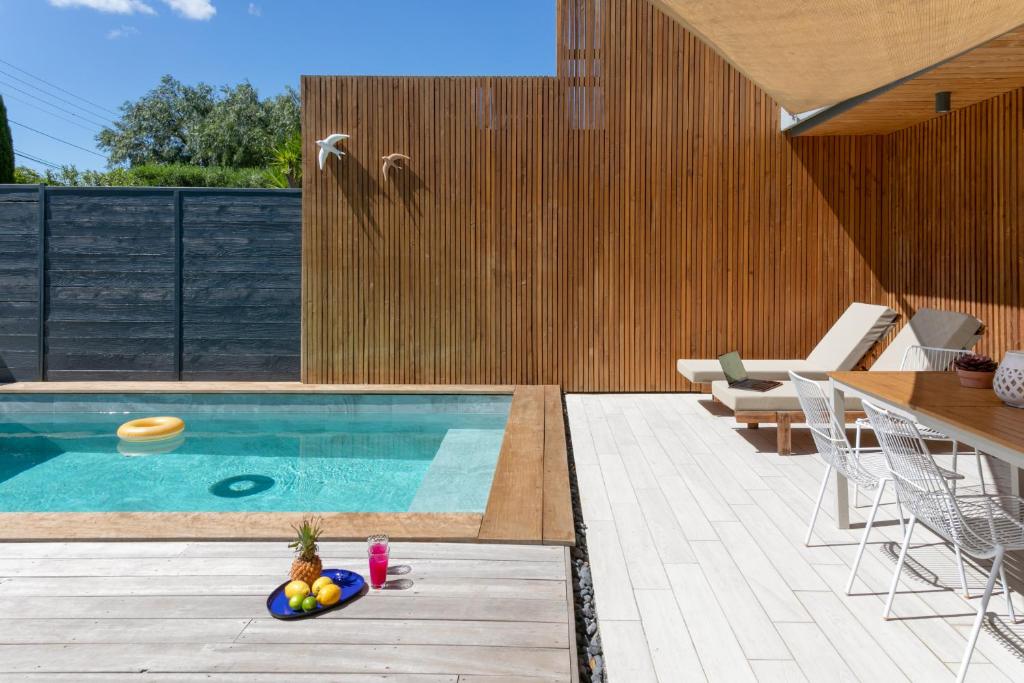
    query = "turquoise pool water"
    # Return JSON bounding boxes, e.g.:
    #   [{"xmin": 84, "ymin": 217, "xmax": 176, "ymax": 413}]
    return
[{"xmin": 0, "ymin": 393, "xmax": 511, "ymax": 513}]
